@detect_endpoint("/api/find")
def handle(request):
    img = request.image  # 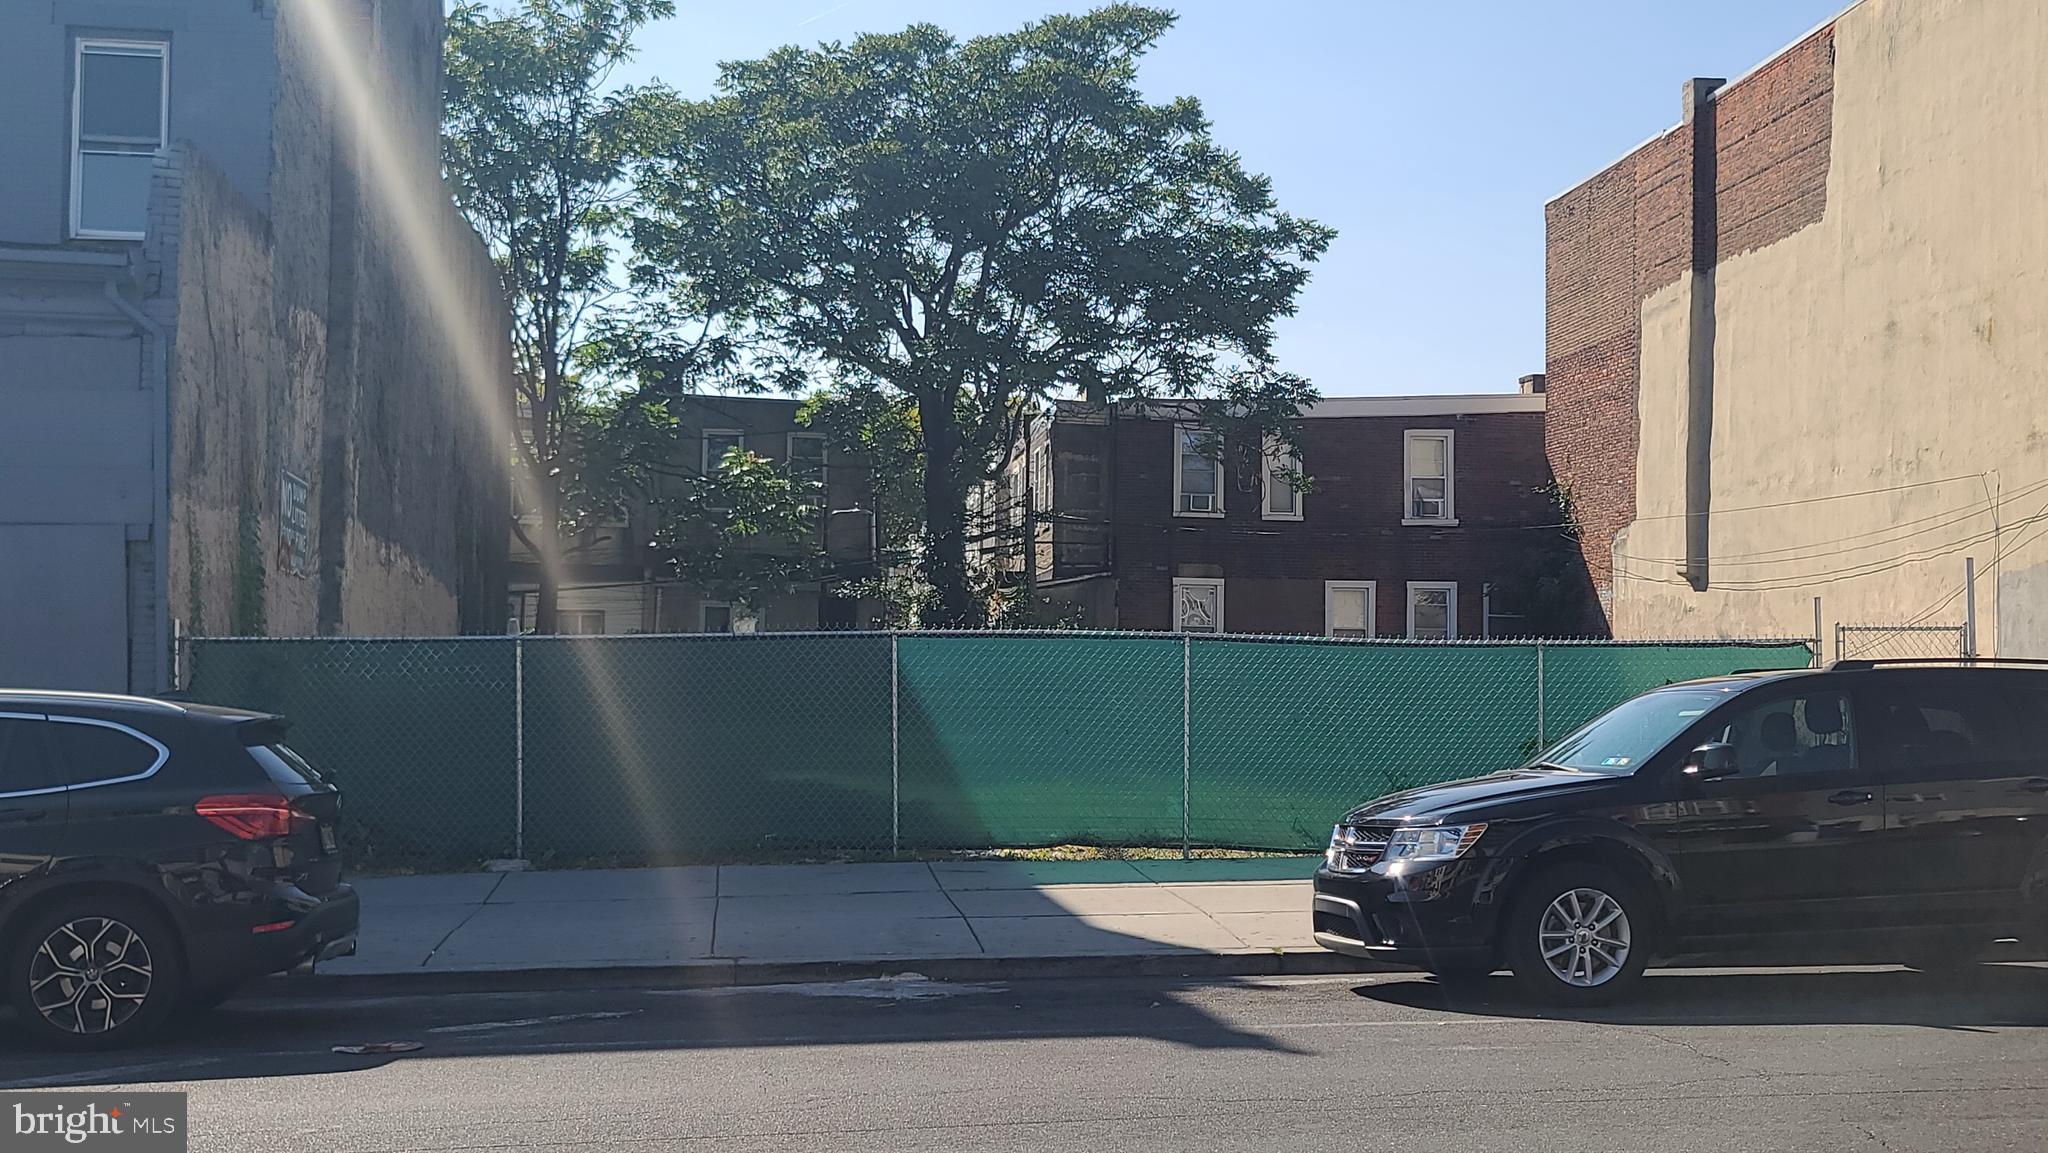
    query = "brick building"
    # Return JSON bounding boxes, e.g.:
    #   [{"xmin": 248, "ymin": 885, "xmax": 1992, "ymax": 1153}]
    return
[
  {"xmin": 0, "ymin": 0, "xmax": 509, "ymax": 691},
  {"xmin": 1542, "ymin": 0, "xmax": 2048, "ymax": 655},
  {"xmin": 984, "ymin": 388, "xmax": 1571, "ymax": 637}
]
